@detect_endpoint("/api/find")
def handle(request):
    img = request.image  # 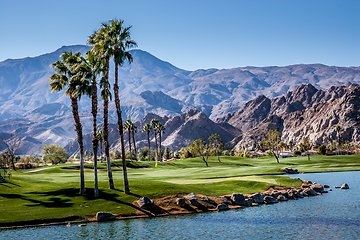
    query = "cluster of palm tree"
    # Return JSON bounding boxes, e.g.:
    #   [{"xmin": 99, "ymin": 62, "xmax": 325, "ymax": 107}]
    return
[
  {"xmin": 123, "ymin": 119, "xmax": 137, "ymax": 161},
  {"xmin": 140, "ymin": 119, "xmax": 165, "ymax": 162},
  {"xmin": 49, "ymin": 19, "xmax": 136, "ymax": 197}
]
